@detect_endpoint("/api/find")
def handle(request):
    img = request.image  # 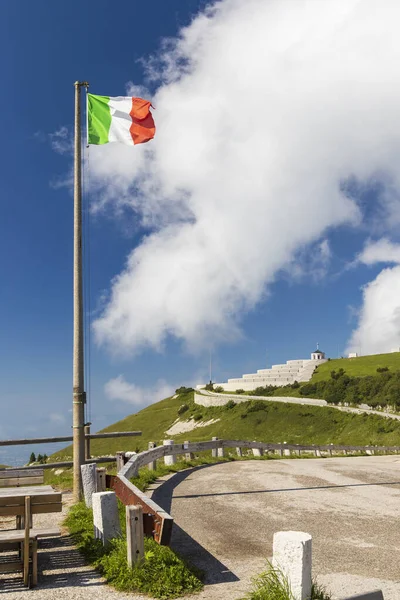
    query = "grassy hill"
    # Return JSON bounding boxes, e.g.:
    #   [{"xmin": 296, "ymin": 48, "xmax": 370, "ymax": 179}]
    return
[
  {"xmin": 310, "ymin": 352, "xmax": 400, "ymax": 382},
  {"xmin": 51, "ymin": 388, "xmax": 400, "ymax": 461}
]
